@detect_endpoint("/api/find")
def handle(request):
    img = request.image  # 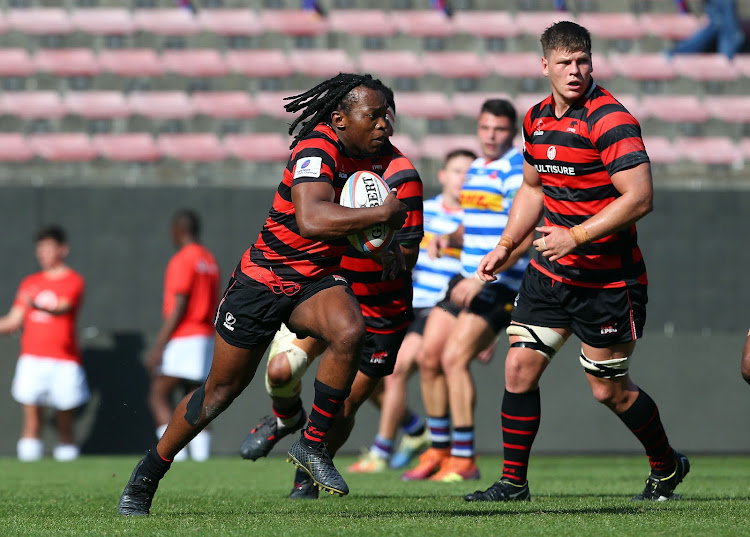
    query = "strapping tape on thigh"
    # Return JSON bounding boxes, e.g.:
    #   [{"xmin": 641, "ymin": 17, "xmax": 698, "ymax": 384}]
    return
[
  {"xmin": 507, "ymin": 323, "xmax": 565, "ymax": 361},
  {"xmin": 579, "ymin": 352, "xmax": 630, "ymax": 378}
]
